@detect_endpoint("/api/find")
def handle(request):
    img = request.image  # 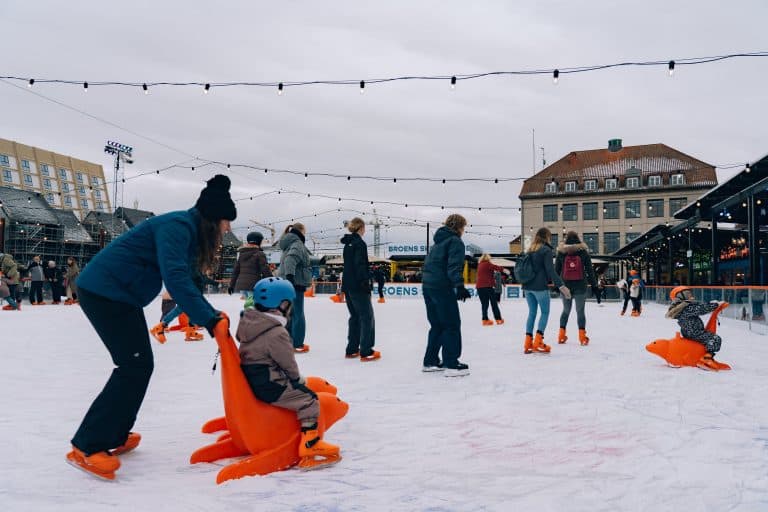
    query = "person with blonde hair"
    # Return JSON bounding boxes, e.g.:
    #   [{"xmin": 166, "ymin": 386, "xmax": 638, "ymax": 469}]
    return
[
  {"xmin": 341, "ymin": 217, "xmax": 379, "ymax": 361},
  {"xmin": 421, "ymin": 214, "xmax": 471, "ymax": 377},
  {"xmin": 475, "ymin": 253, "xmax": 507, "ymax": 325},
  {"xmin": 276, "ymin": 222, "xmax": 312, "ymax": 352},
  {"xmin": 522, "ymin": 228, "xmax": 570, "ymax": 354}
]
